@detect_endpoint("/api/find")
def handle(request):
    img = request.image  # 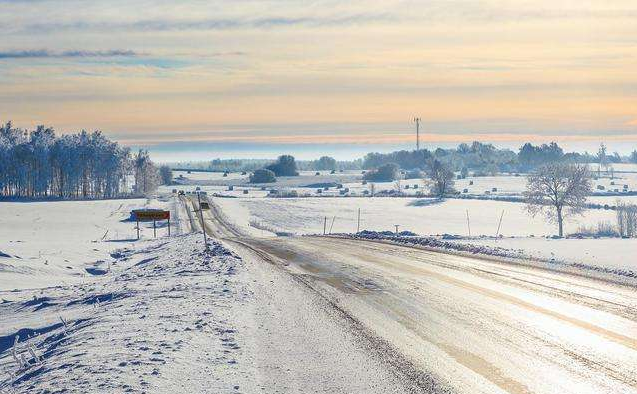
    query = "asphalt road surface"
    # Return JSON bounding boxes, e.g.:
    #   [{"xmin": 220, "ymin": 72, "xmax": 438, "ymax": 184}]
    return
[{"xmin": 191, "ymin": 195, "xmax": 637, "ymax": 394}]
